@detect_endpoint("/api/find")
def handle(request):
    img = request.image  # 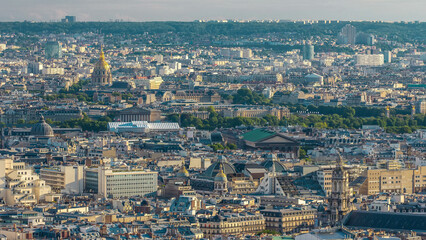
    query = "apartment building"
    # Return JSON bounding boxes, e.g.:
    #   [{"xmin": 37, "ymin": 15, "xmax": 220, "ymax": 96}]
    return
[
  {"xmin": 199, "ymin": 212, "xmax": 265, "ymax": 238},
  {"xmin": 0, "ymin": 159, "xmax": 51, "ymax": 206},
  {"xmin": 260, "ymin": 207, "xmax": 317, "ymax": 234},
  {"xmin": 316, "ymin": 169, "xmax": 333, "ymax": 196},
  {"xmin": 359, "ymin": 166, "xmax": 426, "ymax": 195}
]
